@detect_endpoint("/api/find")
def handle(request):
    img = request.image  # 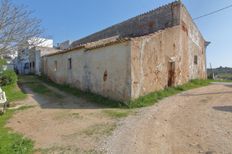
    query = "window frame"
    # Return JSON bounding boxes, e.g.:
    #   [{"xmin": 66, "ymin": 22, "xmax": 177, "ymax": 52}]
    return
[{"xmin": 194, "ymin": 55, "xmax": 198, "ymax": 65}]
